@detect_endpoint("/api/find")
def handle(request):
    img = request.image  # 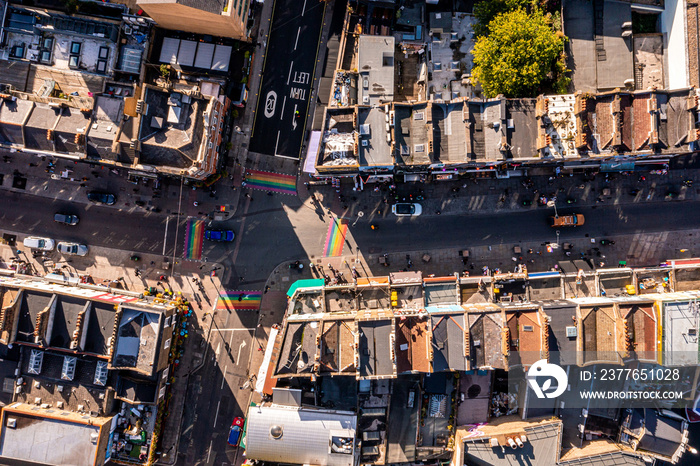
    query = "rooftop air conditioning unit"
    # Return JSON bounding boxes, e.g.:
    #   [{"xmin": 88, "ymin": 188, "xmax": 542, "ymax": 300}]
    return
[{"xmin": 566, "ymin": 326, "xmax": 578, "ymax": 338}]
